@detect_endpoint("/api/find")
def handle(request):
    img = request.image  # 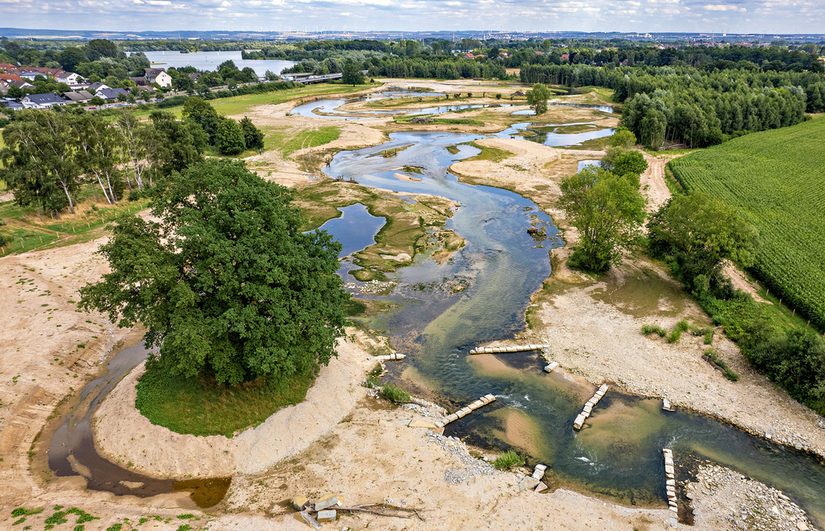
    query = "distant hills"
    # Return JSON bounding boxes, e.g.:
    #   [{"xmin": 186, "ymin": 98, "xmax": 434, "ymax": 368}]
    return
[{"xmin": 1, "ymin": 27, "xmax": 824, "ymax": 43}]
